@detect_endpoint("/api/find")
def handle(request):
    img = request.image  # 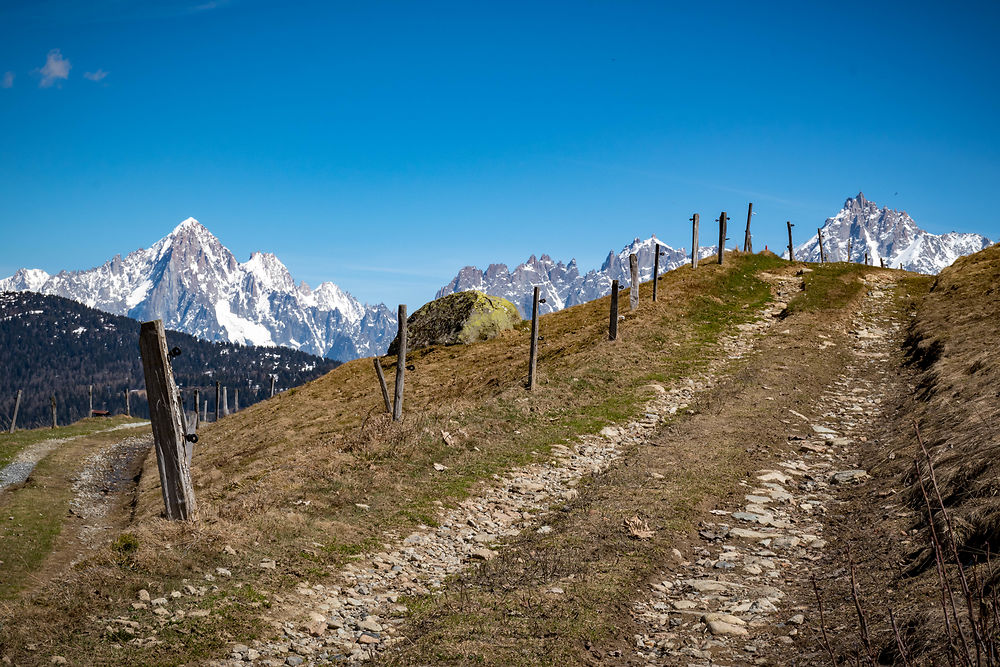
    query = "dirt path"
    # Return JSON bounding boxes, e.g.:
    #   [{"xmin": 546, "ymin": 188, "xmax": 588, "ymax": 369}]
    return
[
  {"xmin": 630, "ymin": 275, "xmax": 904, "ymax": 664},
  {"xmin": 214, "ymin": 272, "xmax": 805, "ymax": 666}
]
